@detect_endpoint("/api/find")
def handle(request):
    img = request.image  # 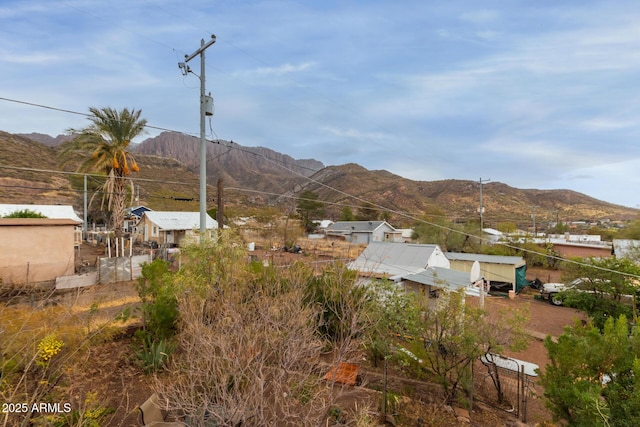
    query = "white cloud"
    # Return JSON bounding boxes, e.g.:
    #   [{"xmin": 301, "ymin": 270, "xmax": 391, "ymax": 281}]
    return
[{"xmin": 235, "ymin": 62, "xmax": 315, "ymax": 78}]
